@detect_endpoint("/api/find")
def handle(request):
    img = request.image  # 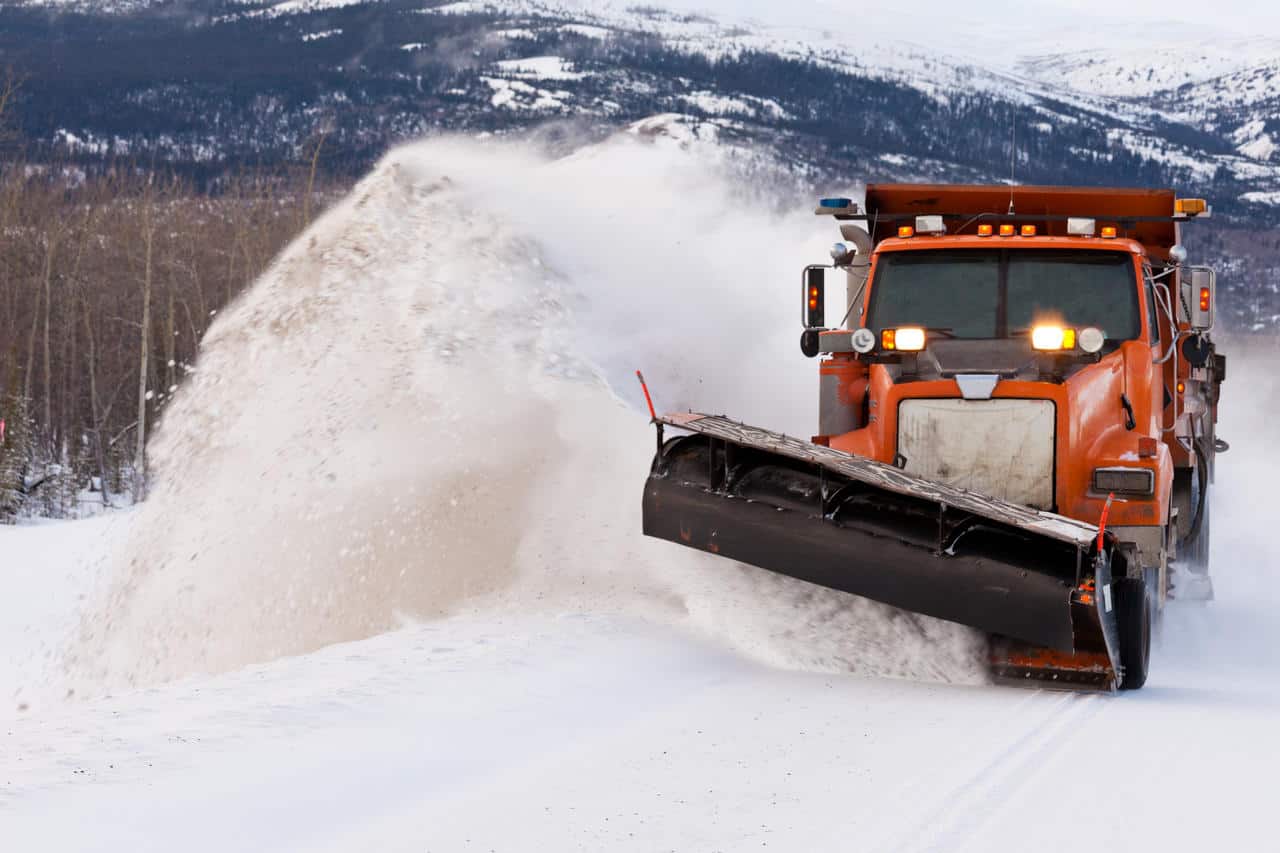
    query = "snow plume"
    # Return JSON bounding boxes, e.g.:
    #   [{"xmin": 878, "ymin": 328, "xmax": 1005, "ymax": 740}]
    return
[
  {"xmin": 1158, "ymin": 334, "xmax": 1280, "ymax": 690},
  {"xmin": 72, "ymin": 118, "xmax": 987, "ymax": 690}
]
